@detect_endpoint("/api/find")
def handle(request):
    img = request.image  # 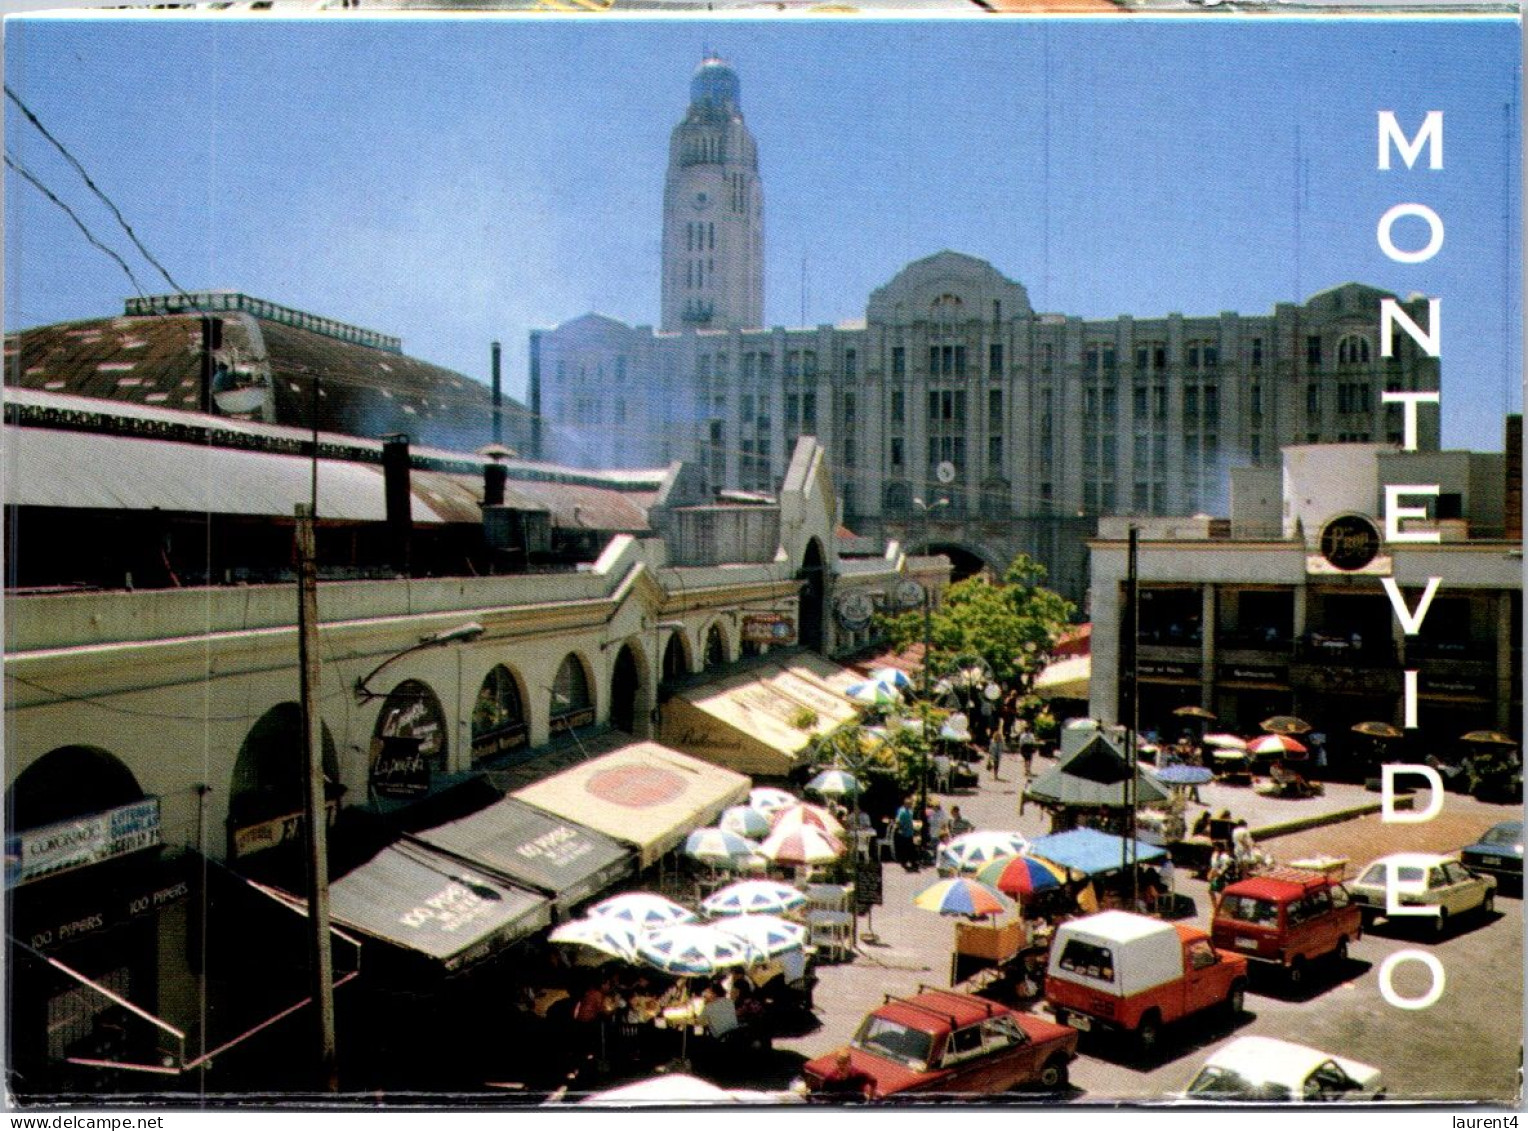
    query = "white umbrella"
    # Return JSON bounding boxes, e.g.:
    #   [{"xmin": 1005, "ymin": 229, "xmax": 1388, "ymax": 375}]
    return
[
  {"xmin": 749, "ymin": 787, "xmax": 798, "ymax": 817},
  {"xmin": 718, "ymin": 914, "xmax": 807, "ymax": 957},
  {"xmin": 806, "ymin": 769, "xmax": 861, "ymax": 799},
  {"xmin": 771, "ymin": 802, "xmax": 846, "ymax": 838},
  {"xmin": 846, "ymin": 680, "xmax": 901, "ymax": 706},
  {"xmin": 701, "ymin": 879, "xmax": 807, "ymax": 918},
  {"xmin": 588, "ymin": 892, "xmax": 697, "ymax": 929},
  {"xmin": 1203, "ymin": 733, "xmax": 1249, "ymax": 751},
  {"xmin": 684, "ymin": 827, "xmax": 757, "ymax": 869},
  {"xmin": 758, "ymin": 824, "xmax": 844, "ymax": 866},
  {"xmin": 548, "ymin": 918, "xmax": 641, "ymax": 963},
  {"xmin": 938, "ymin": 830, "xmax": 1031, "ymax": 874},
  {"xmin": 720, "ymin": 805, "xmax": 773, "ymax": 839},
  {"xmin": 870, "ymin": 667, "xmax": 913, "ymax": 691},
  {"xmin": 636, "ymin": 923, "xmax": 762, "ymax": 976}
]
